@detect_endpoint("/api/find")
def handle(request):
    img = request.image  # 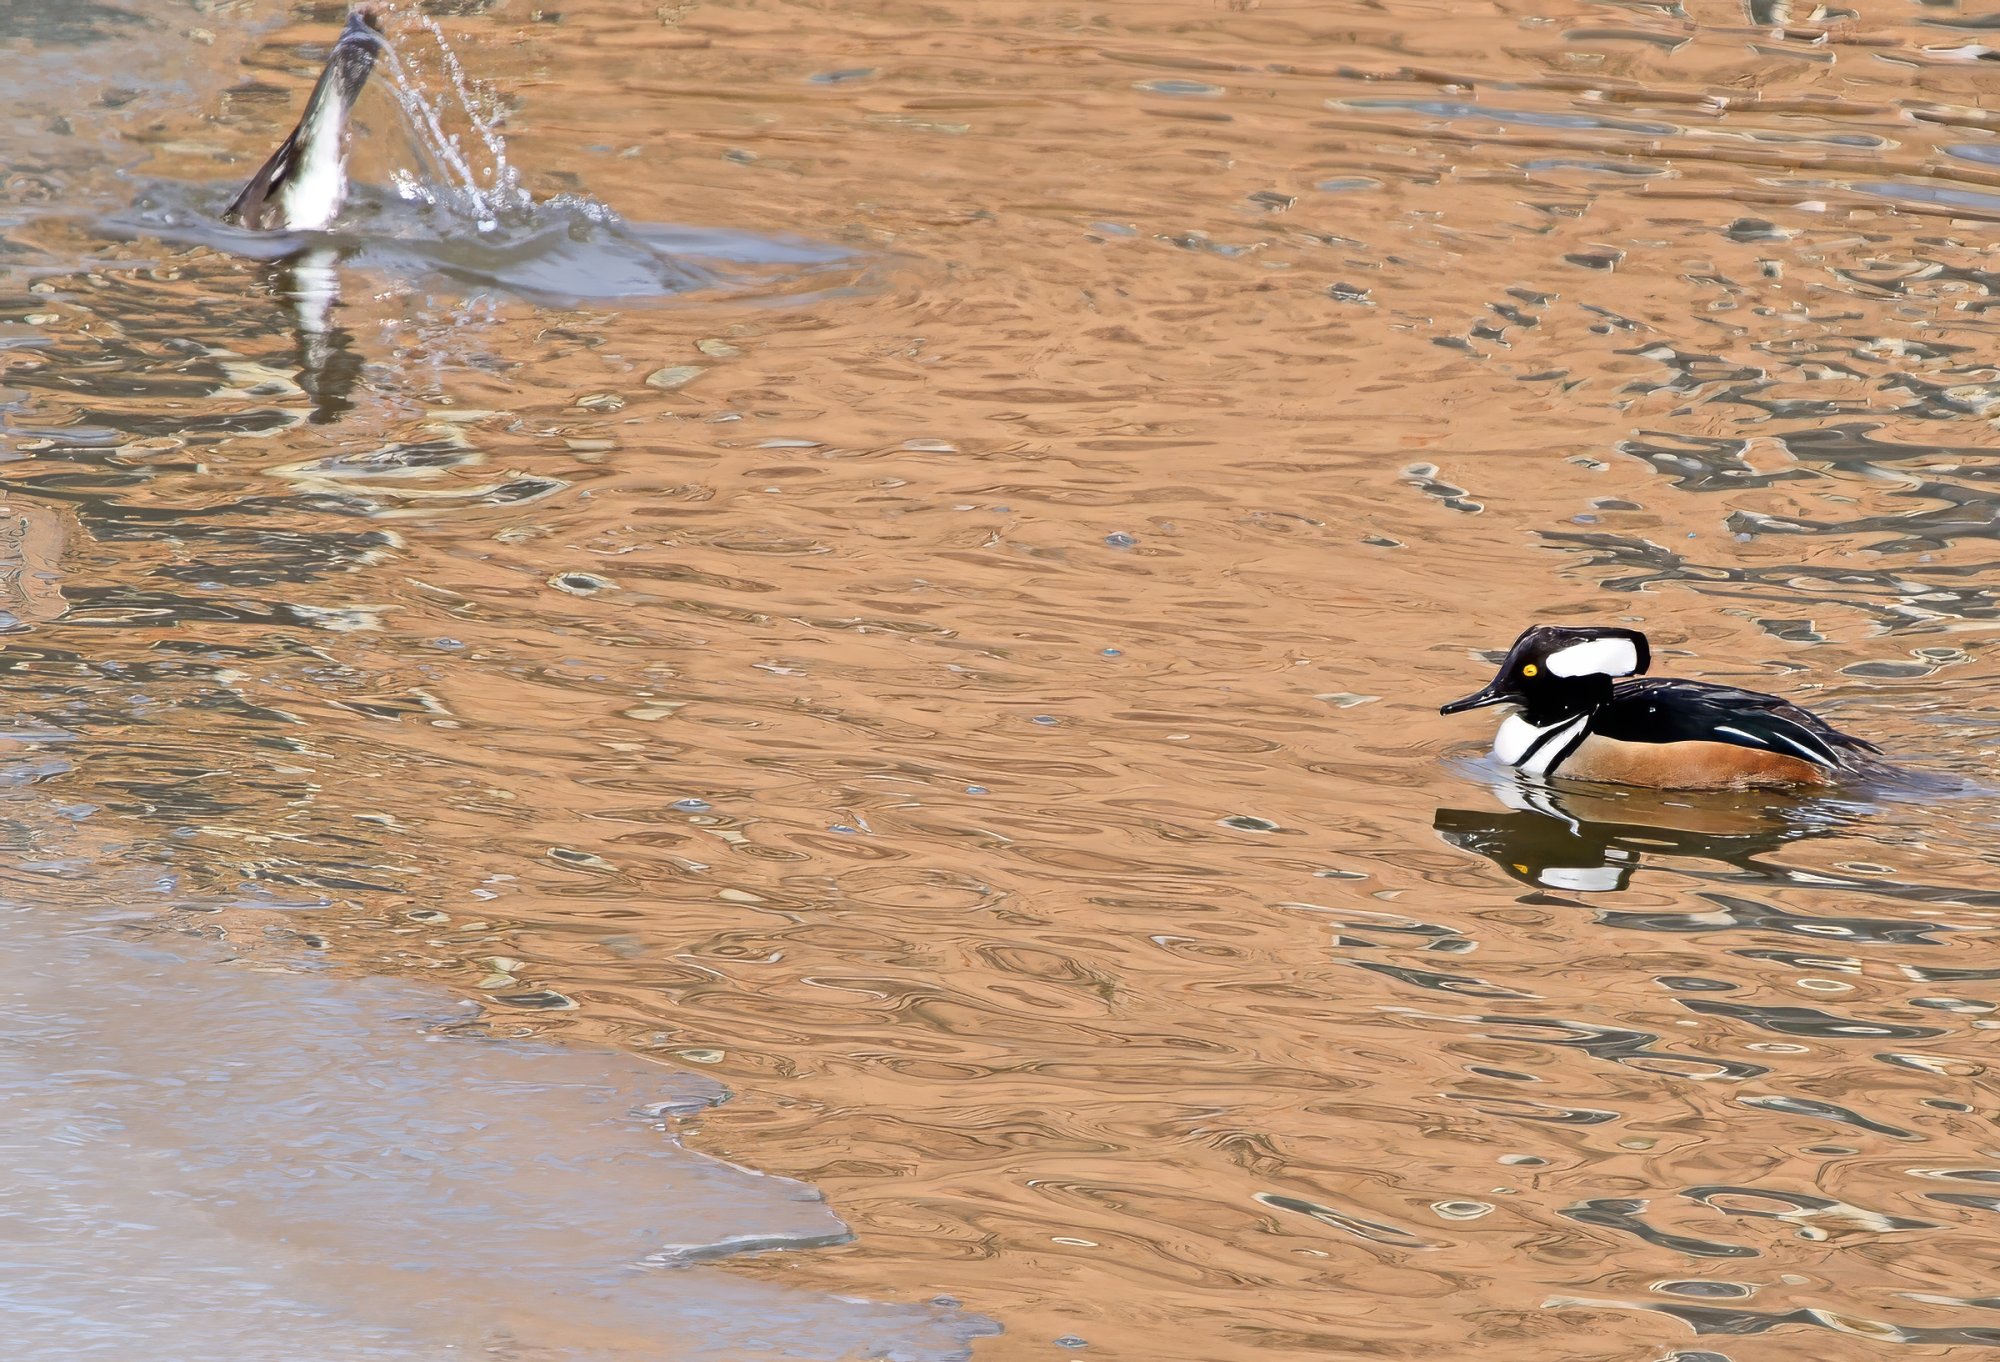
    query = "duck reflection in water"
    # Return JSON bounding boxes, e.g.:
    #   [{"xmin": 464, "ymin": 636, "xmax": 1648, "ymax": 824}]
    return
[
  {"xmin": 1434, "ymin": 777, "xmax": 1852, "ymax": 894},
  {"xmin": 225, "ymin": 6, "xmax": 388, "ymax": 424},
  {"xmin": 270, "ymin": 251, "xmax": 363, "ymax": 425}
]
